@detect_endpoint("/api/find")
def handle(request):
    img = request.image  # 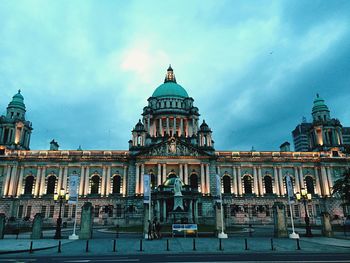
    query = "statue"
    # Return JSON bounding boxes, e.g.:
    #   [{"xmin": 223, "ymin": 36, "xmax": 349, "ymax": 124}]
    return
[{"xmin": 174, "ymin": 177, "xmax": 183, "ymax": 196}]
